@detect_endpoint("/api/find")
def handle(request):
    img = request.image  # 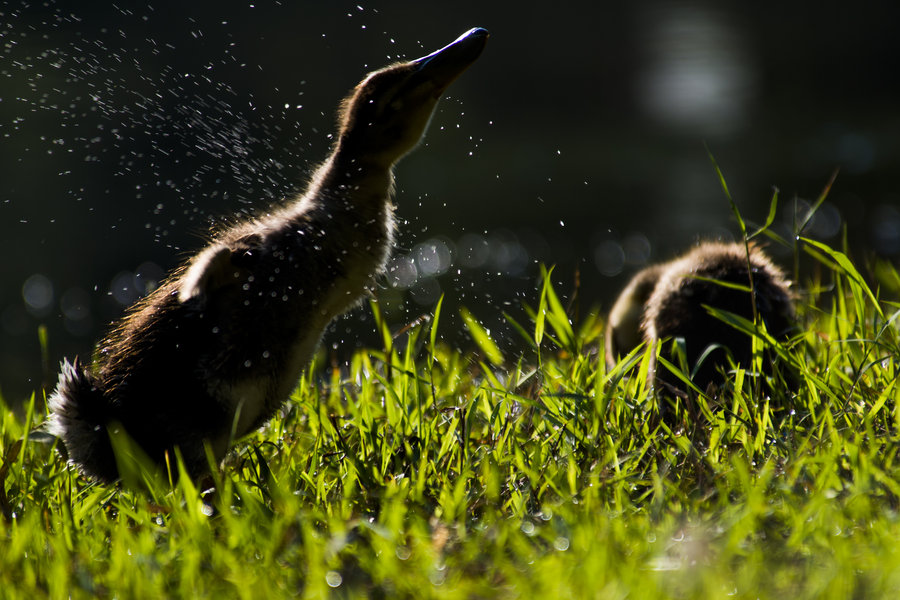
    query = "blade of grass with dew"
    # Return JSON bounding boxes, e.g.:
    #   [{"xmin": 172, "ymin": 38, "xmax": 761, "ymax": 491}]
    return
[
  {"xmin": 748, "ymin": 187, "xmax": 780, "ymax": 241},
  {"xmin": 540, "ymin": 265, "xmax": 577, "ymax": 353},
  {"xmin": 460, "ymin": 306, "xmax": 504, "ymax": 366},
  {"xmin": 802, "ymin": 236, "xmax": 883, "ymax": 320}
]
